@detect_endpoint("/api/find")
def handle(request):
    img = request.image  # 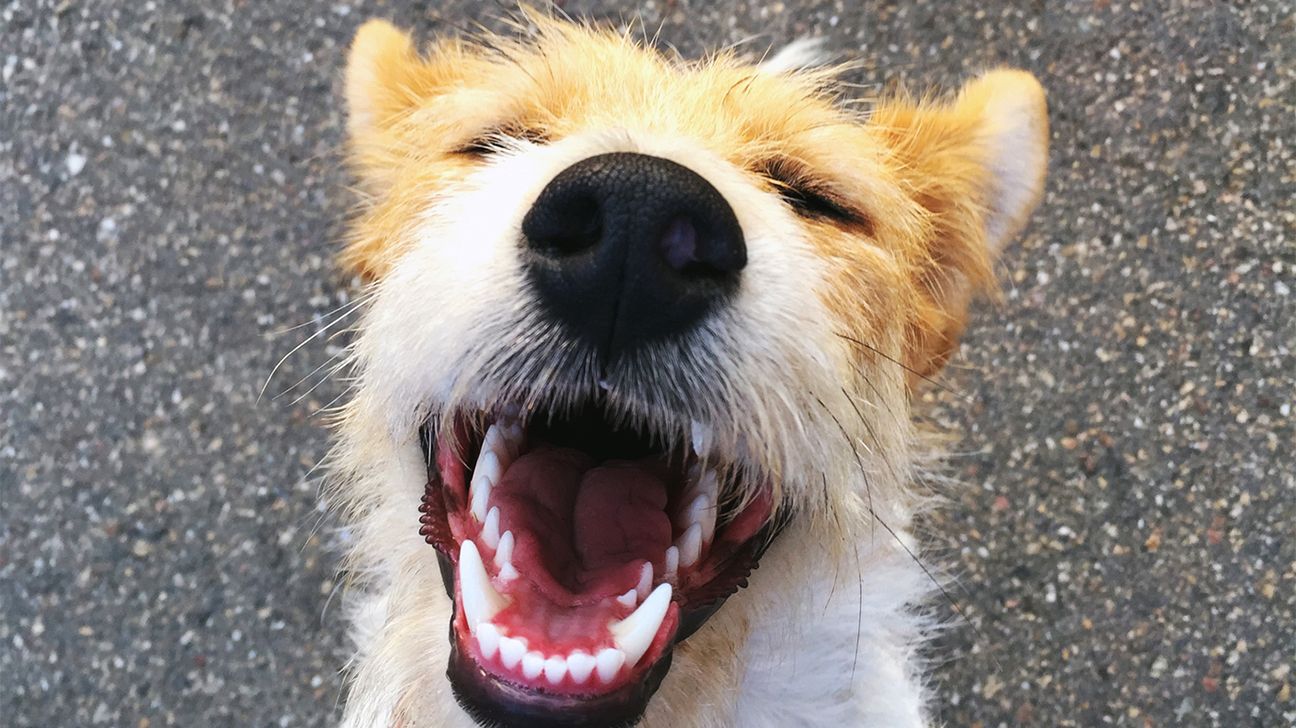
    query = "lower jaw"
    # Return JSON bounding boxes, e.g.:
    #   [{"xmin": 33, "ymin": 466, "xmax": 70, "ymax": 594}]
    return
[{"xmin": 446, "ymin": 623, "xmax": 676, "ymax": 728}]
